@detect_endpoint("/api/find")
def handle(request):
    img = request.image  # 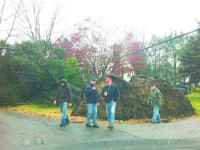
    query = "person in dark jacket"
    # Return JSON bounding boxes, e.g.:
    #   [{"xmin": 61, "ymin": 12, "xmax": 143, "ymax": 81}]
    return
[
  {"xmin": 101, "ymin": 77, "xmax": 119, "ymax": 129},
  {"xmin": 54, "ymin": 79, "xmax": 72, "ymax": 127},
  {"xmin": 84, "ymin": 76, "xmax": 99, "ymax": 128}
]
